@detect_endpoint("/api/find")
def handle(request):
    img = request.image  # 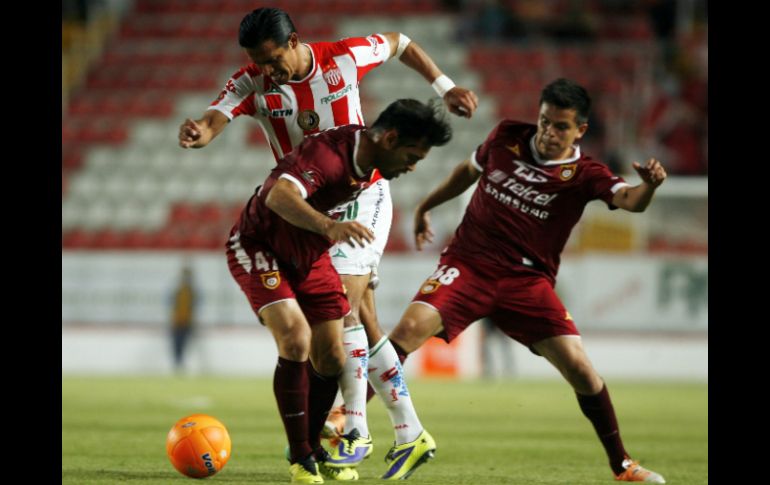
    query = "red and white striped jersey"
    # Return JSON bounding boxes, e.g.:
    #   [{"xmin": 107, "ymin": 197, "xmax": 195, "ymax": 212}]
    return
[{"xmin": 208, "ymin": 34, "xmax": 392, "ymax": 161}]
